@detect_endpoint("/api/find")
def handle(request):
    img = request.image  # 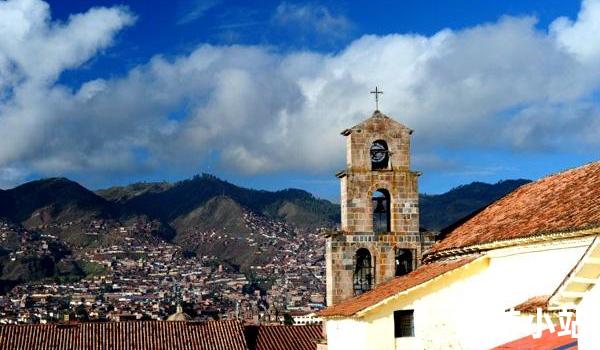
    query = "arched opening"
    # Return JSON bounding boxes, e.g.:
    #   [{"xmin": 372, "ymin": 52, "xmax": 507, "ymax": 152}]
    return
[
  {"xmin": 354, "ymin": 248, "xmax": 373, "ymax": 295},
  {"xmin": 372, "ymin": 189, "xmax": 391, "ymax": 233},
  {"xmin": 370, "ymin": 140, "xmax": 389, "ymax": 170},
  {"xmin": 395, "ymin": 249, "xmax": 413, "ymax": 277}
]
